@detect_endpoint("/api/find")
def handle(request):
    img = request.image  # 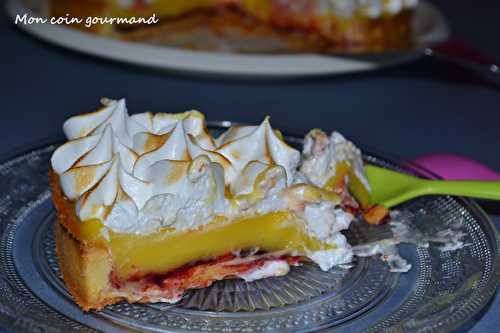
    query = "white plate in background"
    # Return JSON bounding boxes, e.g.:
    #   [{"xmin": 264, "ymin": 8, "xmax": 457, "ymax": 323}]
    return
[{"xmin": 6, "ymin": 0, "xmax": 449, "ymax": 77}]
